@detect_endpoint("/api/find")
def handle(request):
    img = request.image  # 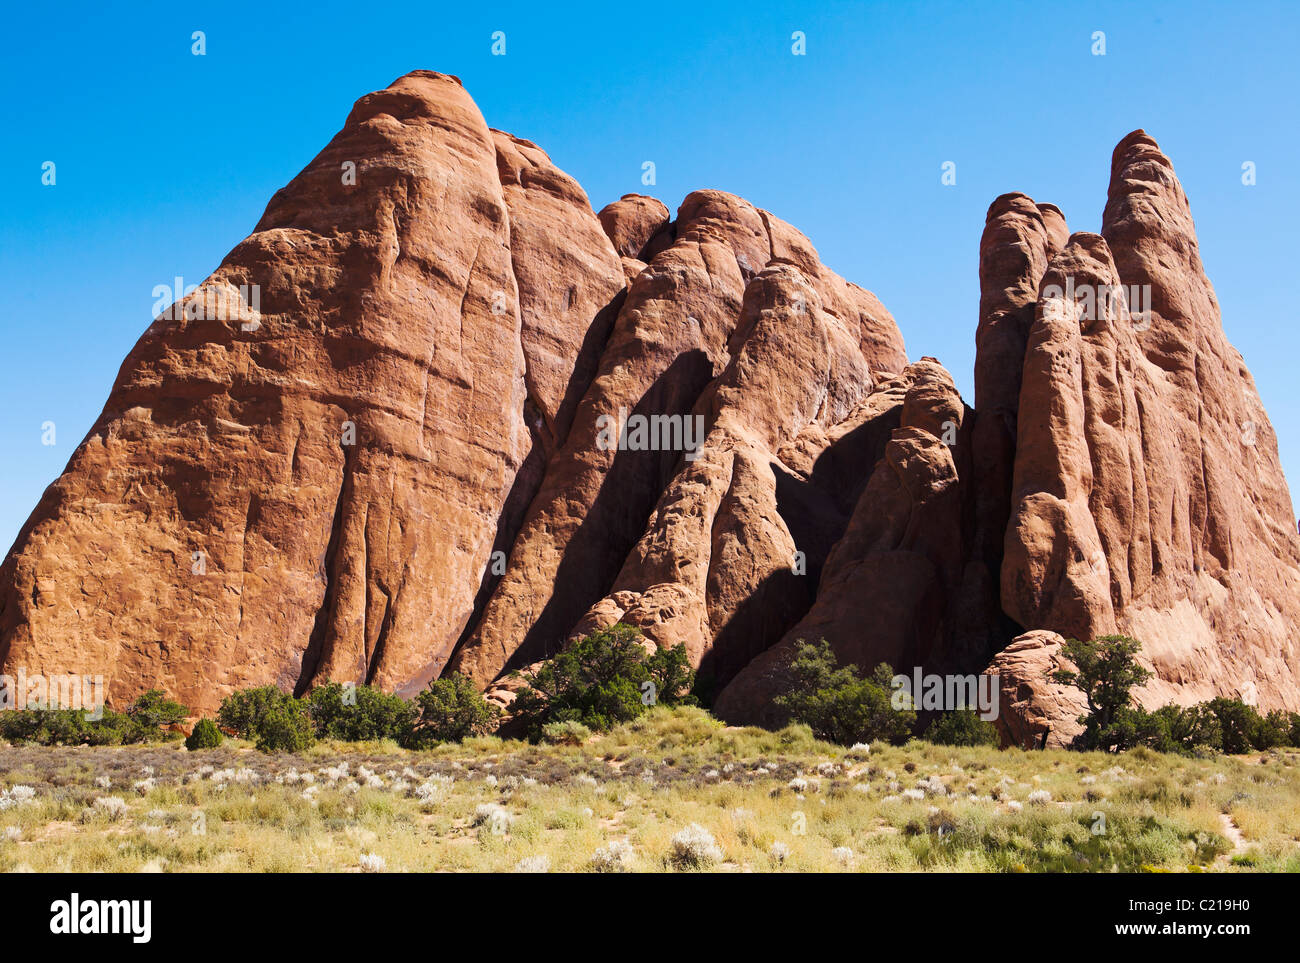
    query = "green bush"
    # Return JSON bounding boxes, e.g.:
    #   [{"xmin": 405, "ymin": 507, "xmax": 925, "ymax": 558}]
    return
[
  {"xmin": 216, "ymin": 685, "xmax": 292, "ymax": 739},
  {"xmin": 216, "ymin": 686, "xmax": 315, "ymax": 752},
  {"xmin": 254, "ymin": 699, "xmax": 315, "ymax": 752},
  {"xmin": 1251, "ymin": 708, "xmax": 1292, "ymax": 751},
  {"xmin": 1052, "ymin": 635, "xmax": 1153, "ymax": 751},
  {"xmin": 307, "ymin": 682, "xmax": 415, "ymax": 742},
  {"xmin": 510, "ymin": 625, "xmax": 696, "ymax": 738},
  {"xmin": 923, "ymin": 708, "xmax": 1000, "ymax": 747},
  {"xmin": 0, "ymin": 708, "xmax": 39, "ymax": 744},
  {"xmin": 0, "ymin": 708, "xmax": 84, "ymax": 745},
  {"xmin": 1138, "ymin": 703, "xmax": 1222, "ymax": 755},
  {"xmin": 1204, "ymin": 697, "xmax": 1260, "ymax": 755},
  {"xmin": 540, "ymin": 720, "xmax": 592, "ymax": 745},
  {"xmin": 1081, "ymin": 699, "xmax": 1298, "ymax": 757},
  {"xmin": 772, "ymin": 639, "xmax": 915, "ymax": 746},
  {"xmin": 404, "ymin": 673, "xmax": 498, "ymax": 747},
  {"xmin": 0, "ymin": 705, "xmax": 167, "ymax": 746},
  {"xmin": 125, "ymin": 689, "xmax": 189, "ymax": 739},
  {"xmin": 185, "ymin": 717, "xmax": 224, "ymax": 750},
  {"xmin": 86, "ymin": 710, "xmax": 144, "ymax": 745},
  {"xmin": 1133, "ymin": 700, "xmax": 1294, "ymax": 756},
  {"xmin": 32, "ymin": 708, "xmax": 87, "ymax": 745}
]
